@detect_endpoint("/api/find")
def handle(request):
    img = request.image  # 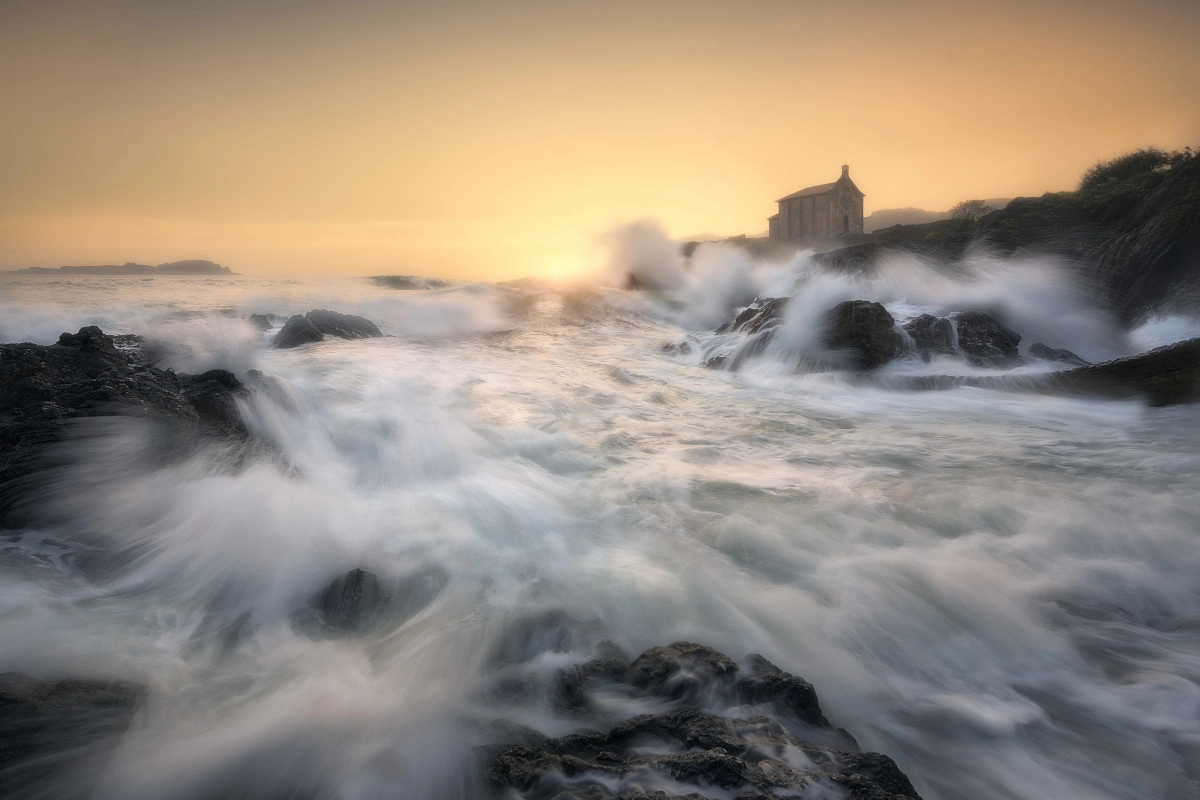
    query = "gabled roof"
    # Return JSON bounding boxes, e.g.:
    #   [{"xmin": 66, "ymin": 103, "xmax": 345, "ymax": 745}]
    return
[{"xmin": 777, "ymin": 182, "xmax": 836, "ymax": 202}]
